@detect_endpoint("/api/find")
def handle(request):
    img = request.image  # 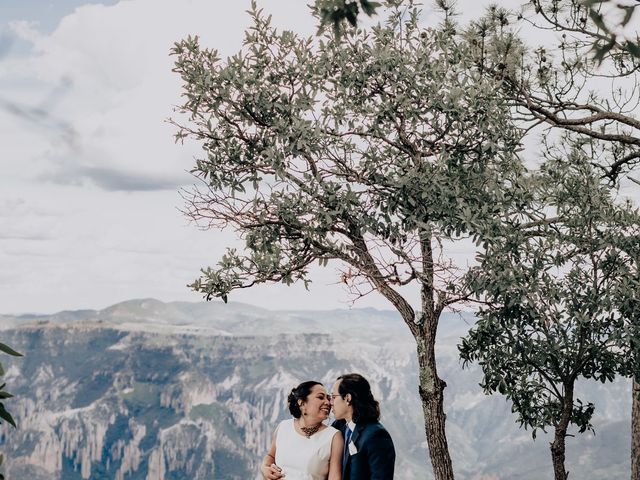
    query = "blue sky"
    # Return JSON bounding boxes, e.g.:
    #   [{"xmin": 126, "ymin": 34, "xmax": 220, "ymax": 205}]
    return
[
  {"xmin": 0, "ymin": 1, "xmax": 636, "ymax": 315},
  {"xmin": 1, "ymin": 0, "xmax": 119, "ymax": 32}
]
